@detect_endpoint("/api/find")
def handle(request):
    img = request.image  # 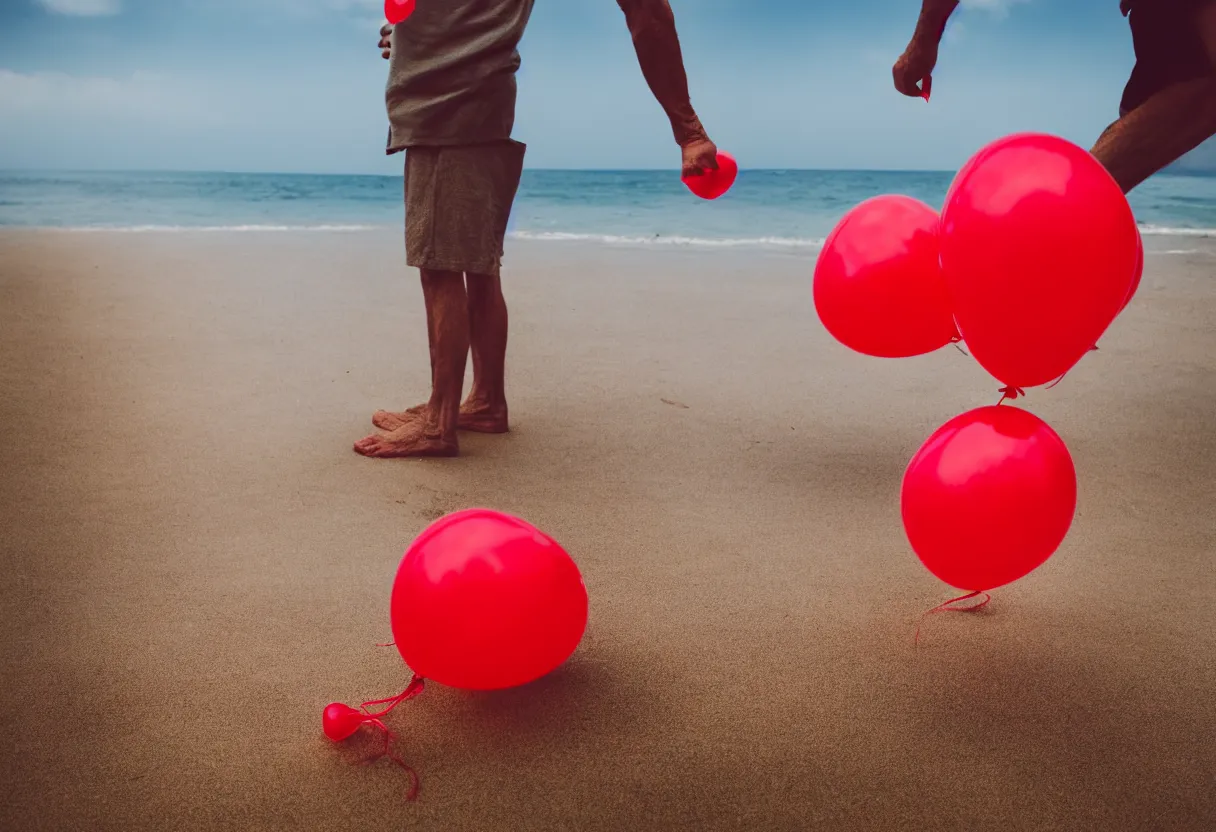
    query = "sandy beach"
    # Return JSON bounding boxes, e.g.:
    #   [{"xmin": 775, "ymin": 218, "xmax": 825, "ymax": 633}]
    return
[{"xmin": 1, "ymin": 228, "xmax": 1214, "ymax": 831}]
